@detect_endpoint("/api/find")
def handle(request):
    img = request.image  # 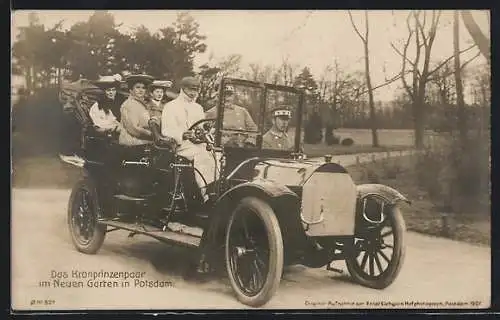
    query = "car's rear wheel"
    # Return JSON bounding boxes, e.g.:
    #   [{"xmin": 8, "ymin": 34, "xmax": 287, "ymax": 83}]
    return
[
  {"xmin": 346, "ymin": 205, "xmax": 406, "ymax": 289},
  {"xmin": 225, "ymin": 197, "xmax": 283, "ymax": 307},
  {"xmin": 68, "ymin": 178, "xmax": 106, "ymax": 254}
]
